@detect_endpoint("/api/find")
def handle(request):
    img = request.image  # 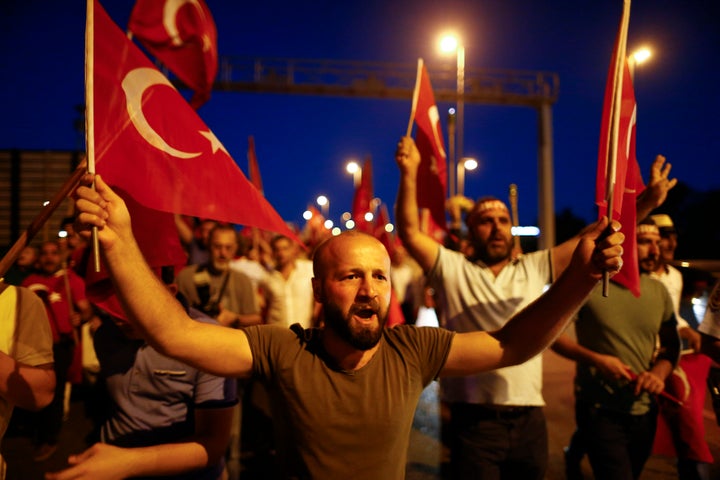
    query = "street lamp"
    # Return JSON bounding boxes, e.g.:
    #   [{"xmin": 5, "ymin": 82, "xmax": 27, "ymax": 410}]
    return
[
  {"xmin": 440, "ymin": 33, "xmax": 465, "ymax": 196},
  {"xmin": 628, "ymin": 46, "xmax": 652, "ymax": 80},
  {"xmin": 346, "ymin": 161, "xmax": 361, "ymax": 188},
  {"xmin": 456, "ymin": 157, "xmax": 478, "ymax": 197},
  {"xmin": 316, "ymin": 195, "xmax": 329, "ymax": 218}
]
